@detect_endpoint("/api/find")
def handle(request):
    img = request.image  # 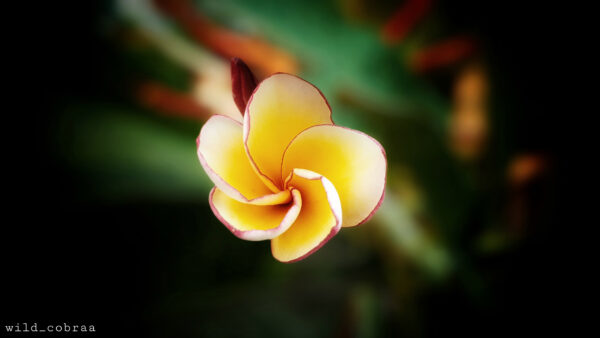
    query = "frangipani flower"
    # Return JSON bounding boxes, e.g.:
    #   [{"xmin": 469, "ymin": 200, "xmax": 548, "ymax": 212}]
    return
[{"xmin": 197, "ymin": 60, "xmax": 386, "ymax": 262}]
